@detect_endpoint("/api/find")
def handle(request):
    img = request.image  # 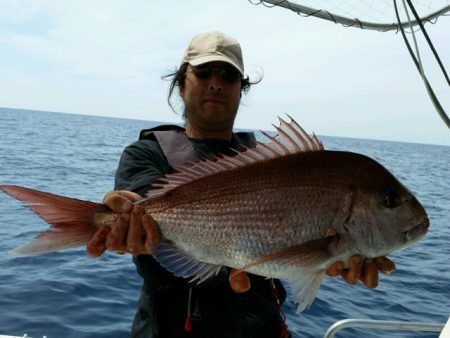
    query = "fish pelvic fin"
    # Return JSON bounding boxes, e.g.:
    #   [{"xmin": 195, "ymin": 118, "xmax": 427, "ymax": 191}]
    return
[
  {"xmin": 289, "ymin": 270, "xmax": 326, "ymax": 313},
  {"xmin": 152, "ymin": 241, "xmax": 223, "ymax": 284},
  {"xmin": 0, "ymin": 185, "xmax": 103, "ymax": 255}
]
